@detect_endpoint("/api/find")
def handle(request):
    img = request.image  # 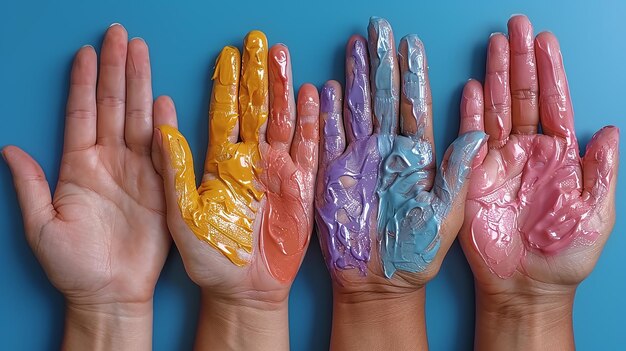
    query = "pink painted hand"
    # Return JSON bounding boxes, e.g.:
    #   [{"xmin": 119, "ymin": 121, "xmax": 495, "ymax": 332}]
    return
[
  {"xmin": 3, "ymin": 25, "xmax": 172, "ymax": 350},
  {"xmin": 152, "ymin": 34, "xmax": 319, "ymax": 351},
  {"xmin": 458, "ymin": 15, "xmax": 619, "ymax": 350}
]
